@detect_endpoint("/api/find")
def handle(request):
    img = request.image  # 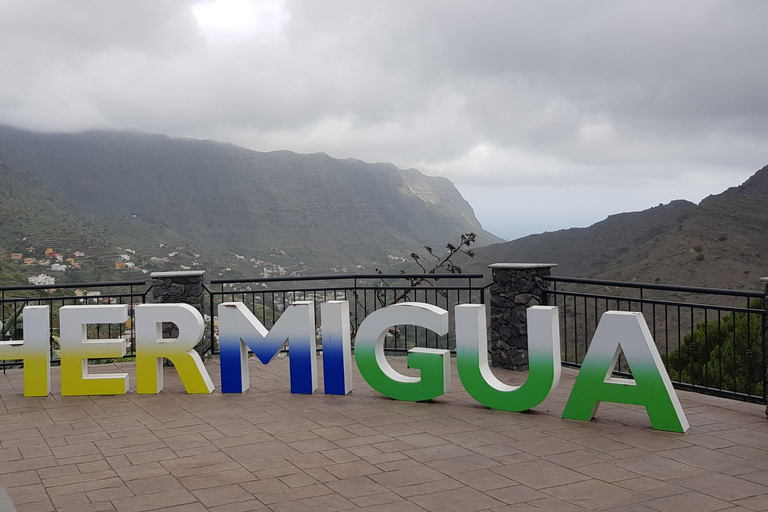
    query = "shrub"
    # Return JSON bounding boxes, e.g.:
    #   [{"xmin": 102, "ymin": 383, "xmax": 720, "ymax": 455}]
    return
[
  {"xmin": 662, "ymin": 299, "xmax": 764, "ymax": 396},
  {"xmin": 695, "ymin": 253, "xmax": 704, "ymax": 261}
]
